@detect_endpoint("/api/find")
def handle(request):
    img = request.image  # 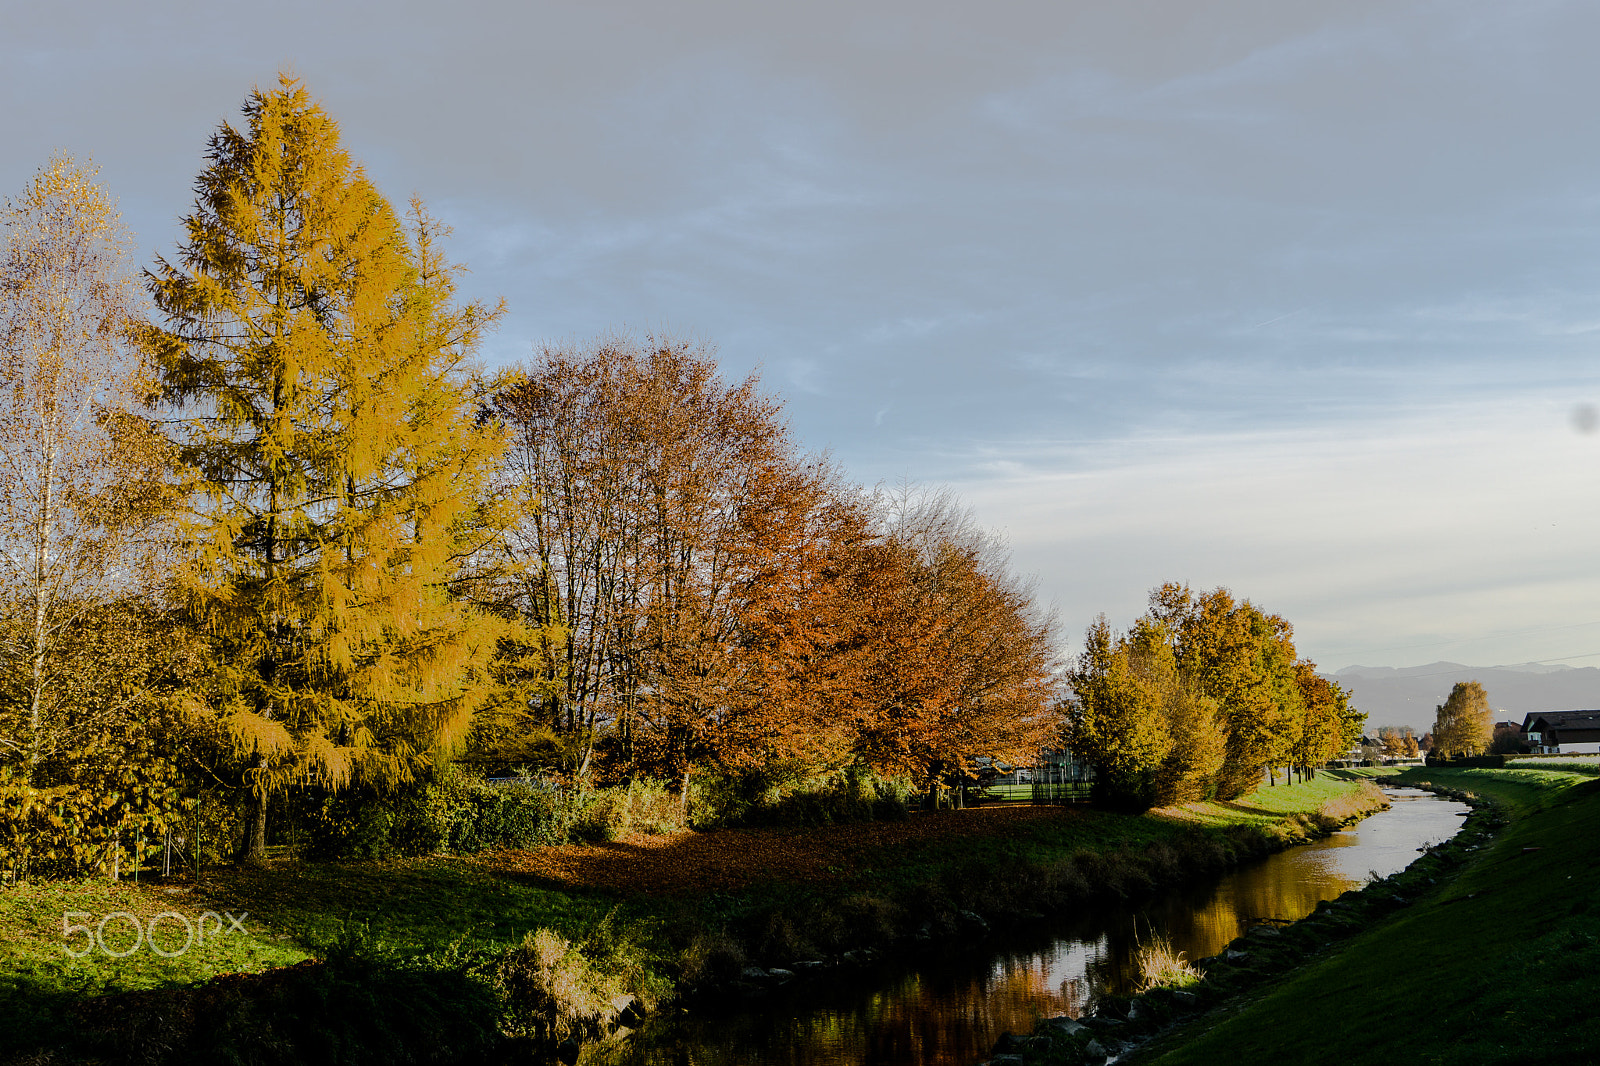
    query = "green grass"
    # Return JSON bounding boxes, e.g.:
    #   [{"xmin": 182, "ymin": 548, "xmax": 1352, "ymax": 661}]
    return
[
  {"xmin": 189, "ymin": 856, "xmax": 631, "ymax": 954},
  {"xmin": 0, "ymin": 879, "xmax": 307, "ymax": 995},
  {"xmin": 1138, "ymin": 766, "xmax": 1600, "ymax": 1065},
  {"xmin": 1151, "ymin": 768, "xmax": 1393, "ymax": 829},
  {"xmin": 0, "ymin": 878, "xmax": 309, "ymax": 1053}
]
